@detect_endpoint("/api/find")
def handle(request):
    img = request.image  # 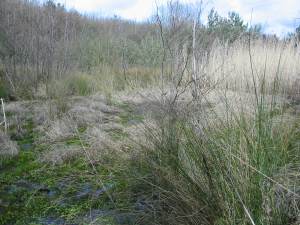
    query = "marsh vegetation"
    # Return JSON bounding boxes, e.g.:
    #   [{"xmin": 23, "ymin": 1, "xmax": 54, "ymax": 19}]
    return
[{"xmin": 0, "ymin": 0, "xmax": 300, "ymax": 224}]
